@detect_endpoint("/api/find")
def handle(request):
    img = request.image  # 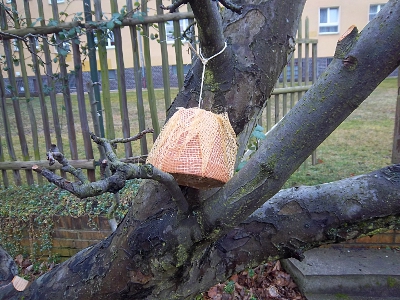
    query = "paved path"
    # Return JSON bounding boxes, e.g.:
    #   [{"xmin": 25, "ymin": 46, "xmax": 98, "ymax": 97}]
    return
[{"xmin": 281, "ymin": 247, "xmax": 400, "ymax": 300}]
